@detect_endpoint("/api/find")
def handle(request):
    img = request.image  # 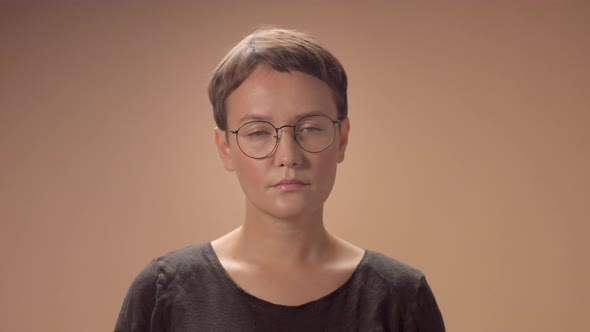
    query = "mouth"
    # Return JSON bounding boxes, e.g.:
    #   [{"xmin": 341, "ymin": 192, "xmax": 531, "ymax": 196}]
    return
[{"xmin": 272, "ymin": 178, "xmax": 310, "ymax": 191}]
